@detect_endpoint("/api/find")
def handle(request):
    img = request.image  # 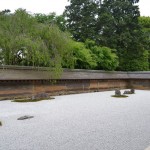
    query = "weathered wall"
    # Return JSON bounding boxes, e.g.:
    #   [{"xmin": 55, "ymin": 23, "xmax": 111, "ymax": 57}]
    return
[
  {"xmin": 130, "ymin": 79, "xmax": 150, "ymax": 90},
  {"xmin": 0, "ymin": 66, "xmax": 150, "ymax": 99},
  {"xmin": 0, "ymin": 79, "xmax": 129, "ymax": 98}
]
